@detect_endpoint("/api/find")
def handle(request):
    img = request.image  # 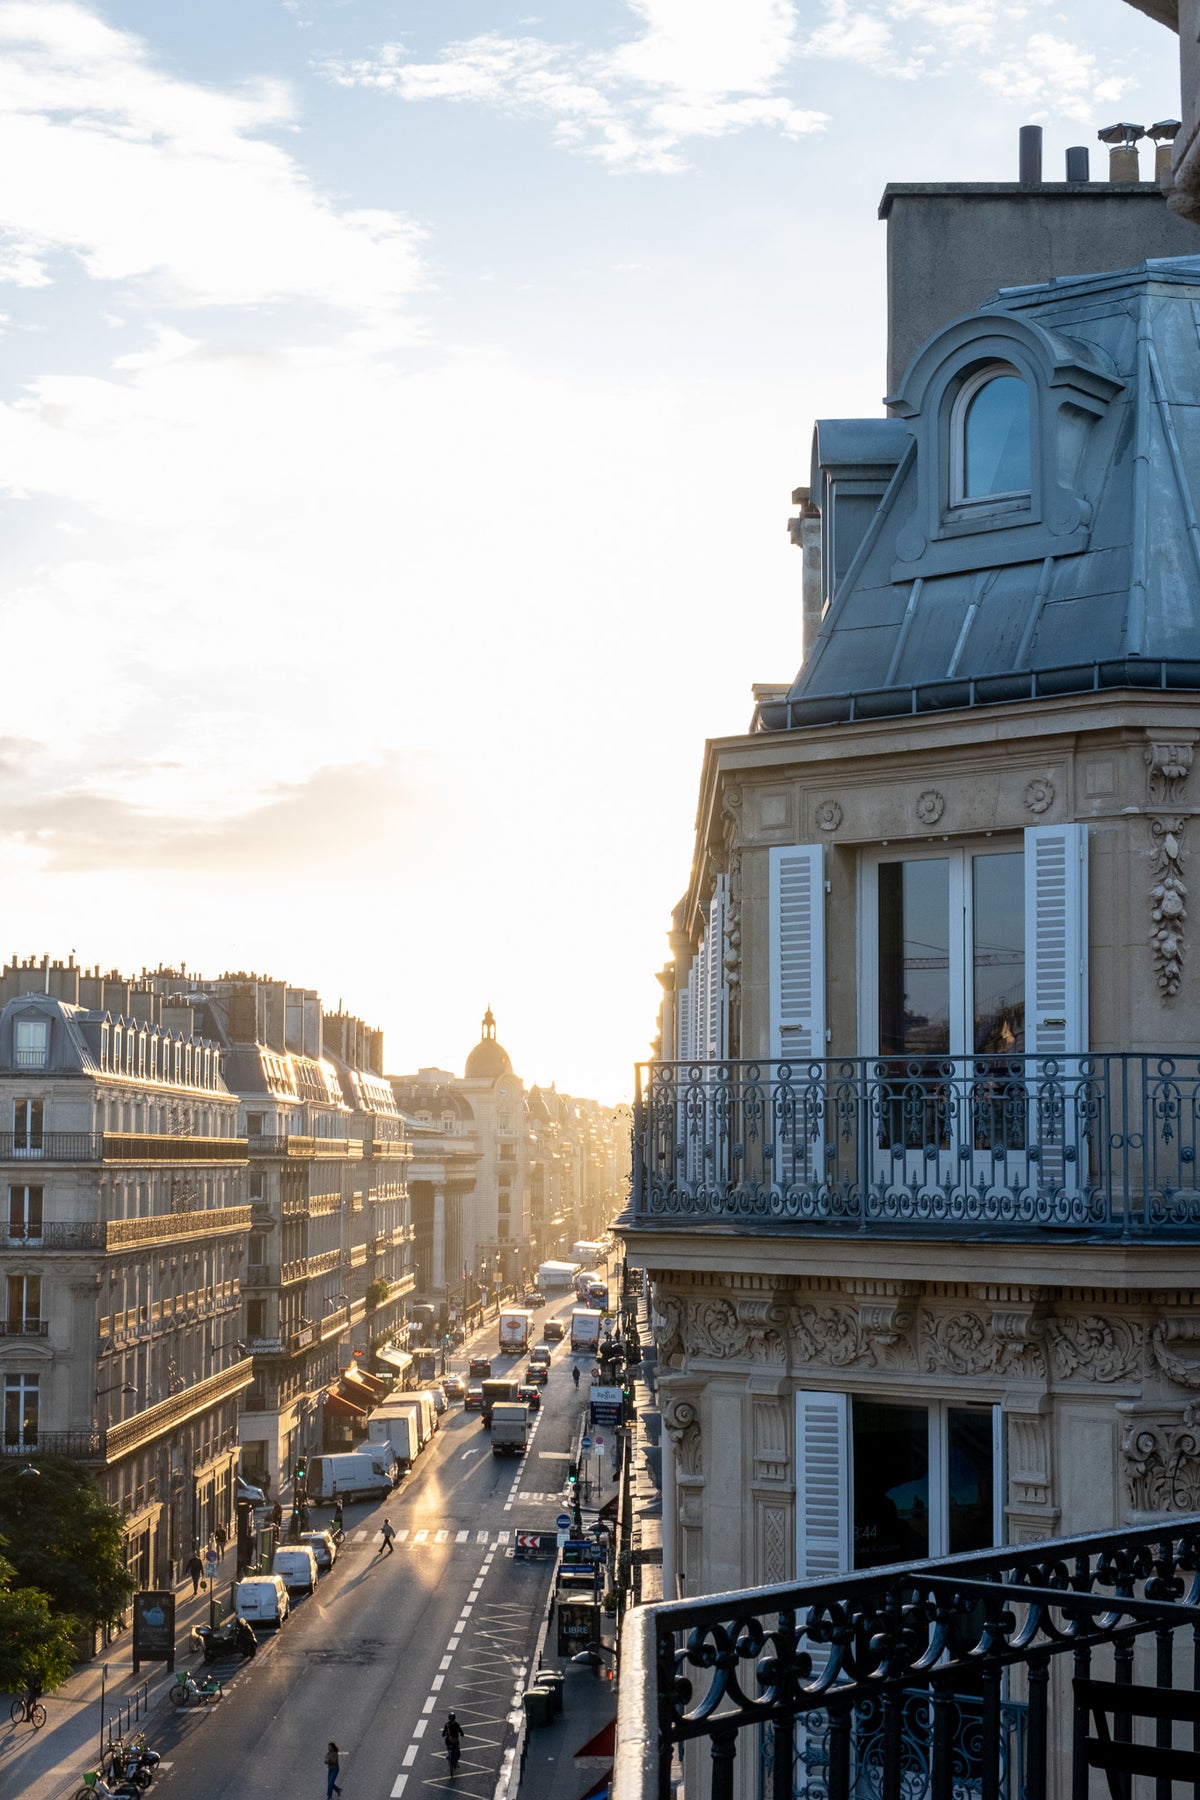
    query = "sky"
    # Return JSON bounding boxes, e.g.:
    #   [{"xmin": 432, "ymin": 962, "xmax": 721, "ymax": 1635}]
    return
[{"xmin": 0, "ymin": 0, "xmax": 1180, "ymax": 1103}]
